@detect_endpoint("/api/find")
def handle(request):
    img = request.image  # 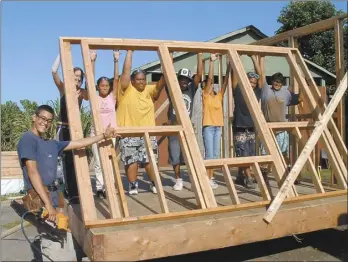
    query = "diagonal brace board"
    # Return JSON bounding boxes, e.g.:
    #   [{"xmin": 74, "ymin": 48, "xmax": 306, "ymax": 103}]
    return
[
  {"xmin": 227, "ymin": 48, "xmax": 297, "ymax": 197},
  {"xmin": 81, "ymin": 41, "xmax": 122, "ymax": 218},
  {"xmin": 263, "ymin": 73, "xmax": 348, "ymax": 223},
  {"xmin": 158, "ymin": 45, "xmax": 217, "ymax": 208},
  {"xmin": 287, "ymin": 51, "xmax": 347, "ymax": 183},
  {"xmin": 59, "ymin": 39, "xmax": 97, "ymax": 222}
]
